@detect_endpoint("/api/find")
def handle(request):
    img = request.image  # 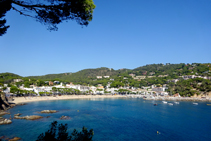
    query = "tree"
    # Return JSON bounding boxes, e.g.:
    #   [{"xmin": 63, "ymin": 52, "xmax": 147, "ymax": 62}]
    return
[
  {"xmin": 0, "ymin": 0, "xmax": 96, "ymax": 36},
  {"xmin": 10, "ymin": 85, "xmax": 19, "ymax": 94},
  {"xmin": 36, "ymin": 121, "xmax": 94, "ymax": 141}
]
